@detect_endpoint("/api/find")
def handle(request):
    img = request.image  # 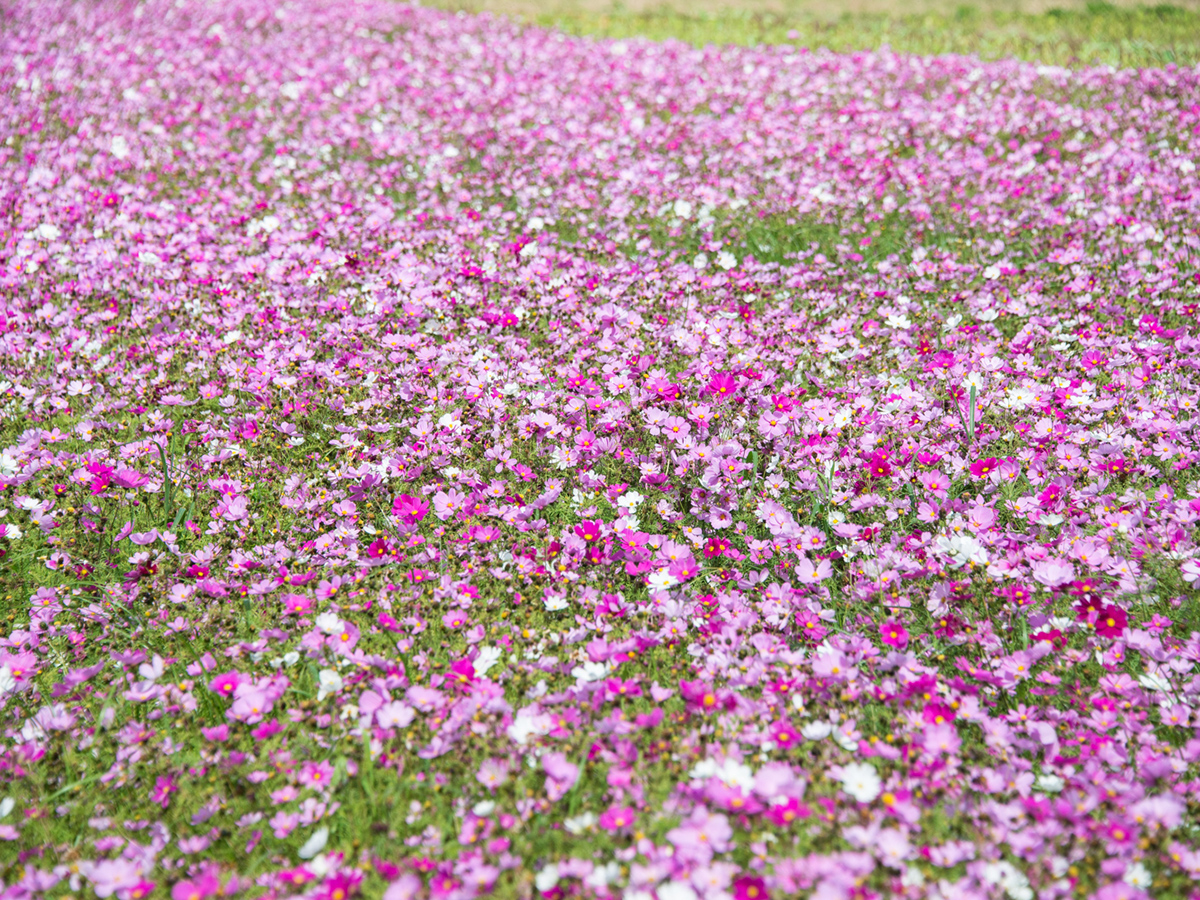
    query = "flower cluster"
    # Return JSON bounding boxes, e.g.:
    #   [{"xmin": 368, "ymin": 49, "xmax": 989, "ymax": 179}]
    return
[{"xmin": 0, "ymin": 0, "xmax": 1199, "ymax": 898}]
